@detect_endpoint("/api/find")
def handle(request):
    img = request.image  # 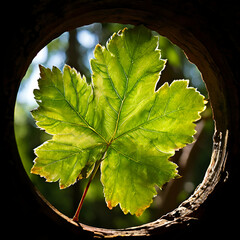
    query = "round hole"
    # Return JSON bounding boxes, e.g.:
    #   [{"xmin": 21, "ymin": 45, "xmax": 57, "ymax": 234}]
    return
[
  {"xmin": 5, "ymin": 2, "xmax": 233, "ymax": 238},
  {"xmin": 14, "ymin": 23, "xmax": 214, "ymax": 229}
]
